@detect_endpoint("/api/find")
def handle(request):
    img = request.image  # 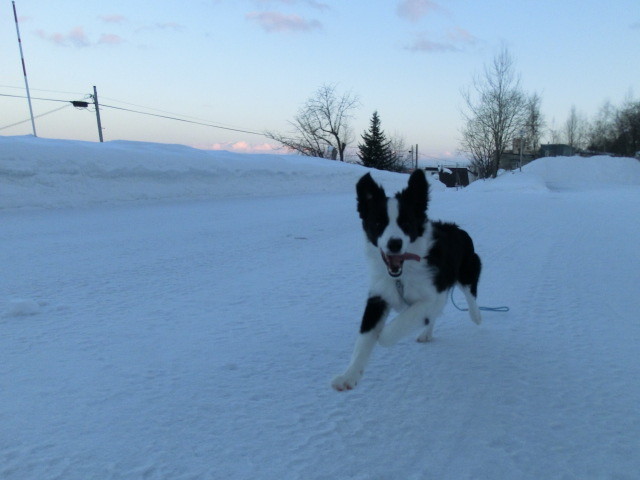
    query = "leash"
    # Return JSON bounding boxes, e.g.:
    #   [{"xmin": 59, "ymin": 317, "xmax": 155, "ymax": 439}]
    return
[
  {"xmin": 389, "ymin": 251, "xmax": 509, "ymax": 313},
  {"xmin": 450, "ymin": 289, "xmax": 510, "ymax": 313}
]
